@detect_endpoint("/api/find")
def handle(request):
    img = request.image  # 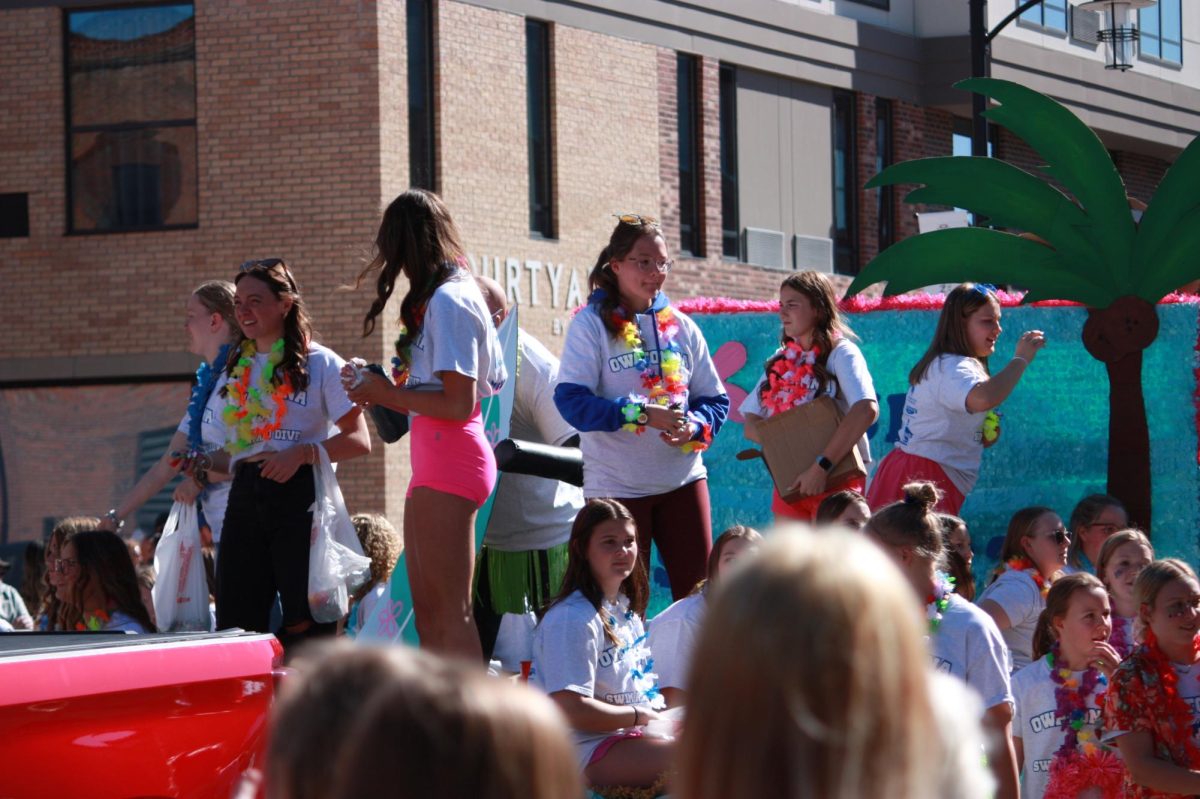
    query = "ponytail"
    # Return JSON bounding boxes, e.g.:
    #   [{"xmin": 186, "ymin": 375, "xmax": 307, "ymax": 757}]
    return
[{"xmin": 1030, "ymin": 572, "xmax": 1106, "ymax": 661}]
